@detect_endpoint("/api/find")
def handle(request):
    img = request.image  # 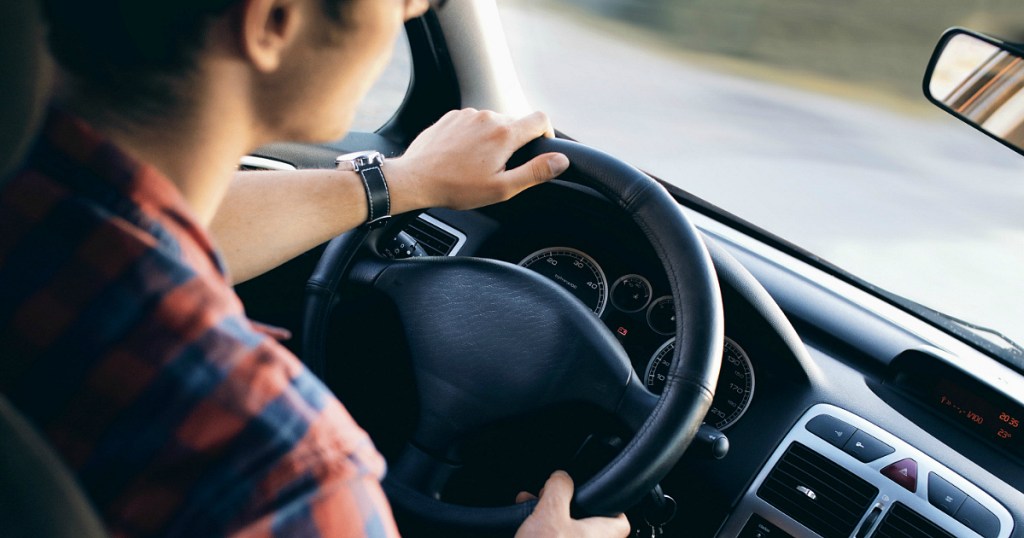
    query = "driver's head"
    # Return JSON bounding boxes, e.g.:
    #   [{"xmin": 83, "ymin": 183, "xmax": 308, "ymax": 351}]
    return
[{"xmin": 41, "ymin": 0, "xmax": 429, "ymax": 142}]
